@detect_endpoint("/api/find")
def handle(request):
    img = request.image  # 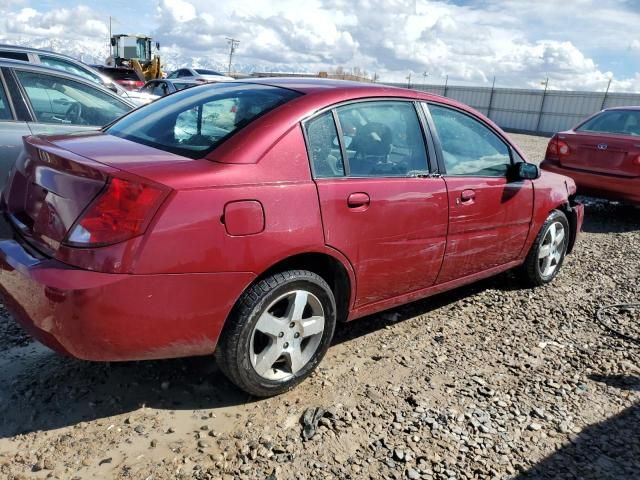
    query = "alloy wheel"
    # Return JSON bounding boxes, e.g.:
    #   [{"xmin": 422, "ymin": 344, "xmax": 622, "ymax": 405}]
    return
[
  {"xmin": 249, "ymin": 290, "xmax": 325, "ymax": 381},
  {"xmin": 538, "ymin": 221, "xmax": 566, "ymax": 278}
]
